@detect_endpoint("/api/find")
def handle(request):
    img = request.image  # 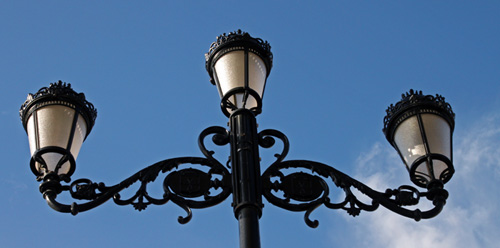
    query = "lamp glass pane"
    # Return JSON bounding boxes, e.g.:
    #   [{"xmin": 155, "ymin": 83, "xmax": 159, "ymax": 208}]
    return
[
  {"xmin": 421, "ymin": 113, "xmax": 451, "ymax": 159},
  {"xmin": 26, "ymin": 115, "xmax": 37, "ymax": 156},
  {"xmin": 413, "ymin": 159, "xmax": 449, "ymax": 184},
  {"xmin": 38, "ymin": 153, "xmax": 71, "ymax": 175},
  {"xmin": 414, "ymin": 161, "xmax": 431, "ymax": 183},
  {"xmin": 214, "ymin": 50, "xmax": 267, "ymax": 110},
  {"xmin": 394, "ymin": 115, "xmax": 426, "ymax": 168},
  {"xmin": 26, "ymin": 105, "xmax": 87, "ymax": 175},
  {"xmin": 70, "ymin": 114, "xmax": 87, "ymax": 159},
  {"xmin": 215, "ymin": 50, "xmax": 245, "ymax": 96},
  {"xmin": 35, "ymin": 105, "xmax": 76, "ymax": 150},
  {"xmin": 432, "ymin": 160, "xmax": 449, "ymax": 180},
  {"xmin": 248, "ymin": 51, "xmax": 267, "ymax": 96},
  {"xmin": 227, "ymin": 94, "xmax": 258, "ymax": 110}
]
